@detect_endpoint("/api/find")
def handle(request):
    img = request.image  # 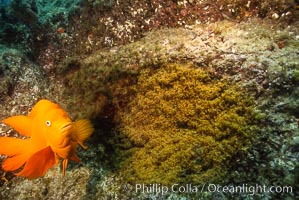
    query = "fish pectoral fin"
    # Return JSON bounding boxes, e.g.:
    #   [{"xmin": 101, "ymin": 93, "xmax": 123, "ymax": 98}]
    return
[
  {"xmin": 72, "ymin": 119, "xmax": 94, "ymax": 149},
  {"xmin": 2, "ymin": 116, "xmax": 32, "ymax": 137},
  {"xmin": 16, "ymin": 146, "xmax": 56, "ymax": 179}
]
